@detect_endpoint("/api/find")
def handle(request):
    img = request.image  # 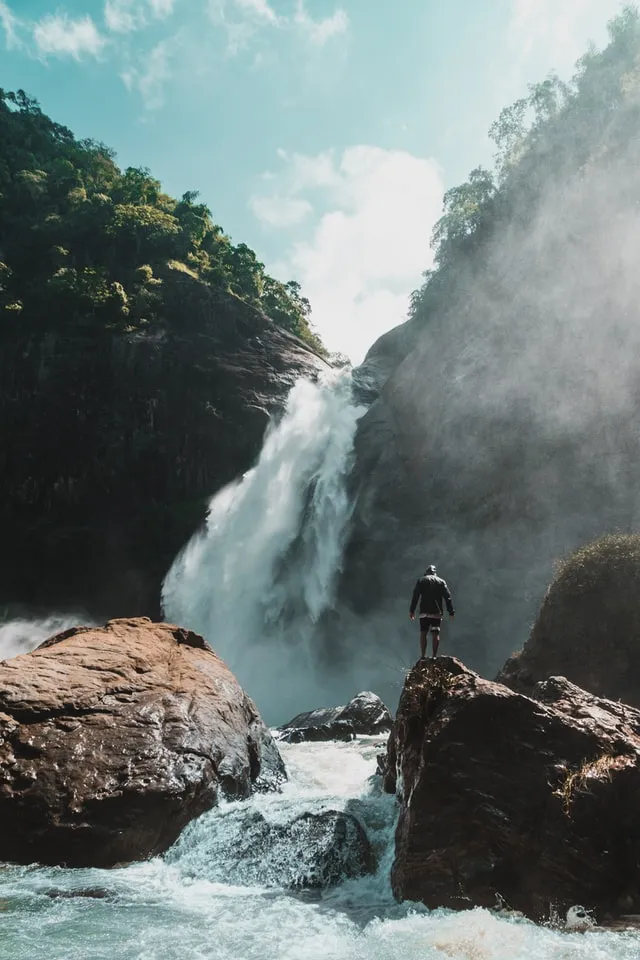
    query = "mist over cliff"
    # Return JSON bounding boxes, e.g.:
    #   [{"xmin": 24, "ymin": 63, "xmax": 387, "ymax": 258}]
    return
[{"xmin": 336, "ymin": 8, "xmax": 640, "ymax": 688}]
